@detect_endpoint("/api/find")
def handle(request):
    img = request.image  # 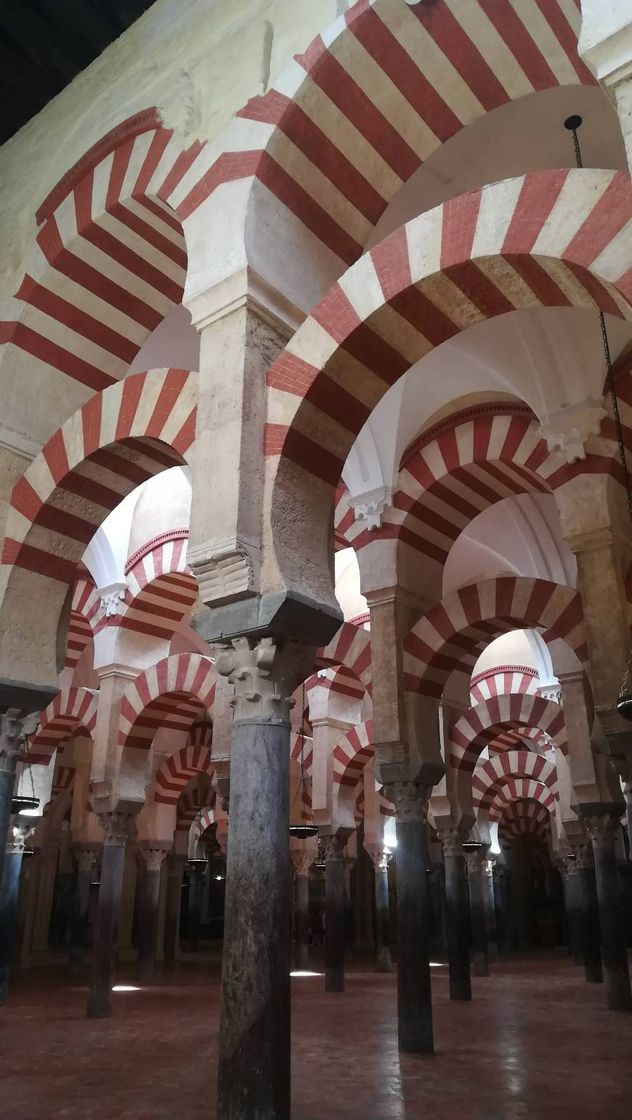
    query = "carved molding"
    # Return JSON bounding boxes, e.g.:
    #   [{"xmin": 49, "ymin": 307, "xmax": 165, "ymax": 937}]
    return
[
  {"xmin": 539, "ymin": 399, "xmax": 607, "ymax": 464},
  {"xmin": 189, "ymin": 539, "xmax": 256, "ymax": 606},
  {"xmin": 98, "ymin": 583, "xmax": 127, "ymax": 619},
  {"xmin": 348, "ymin": 485, "xmax": 393, "ymax": 531}
]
